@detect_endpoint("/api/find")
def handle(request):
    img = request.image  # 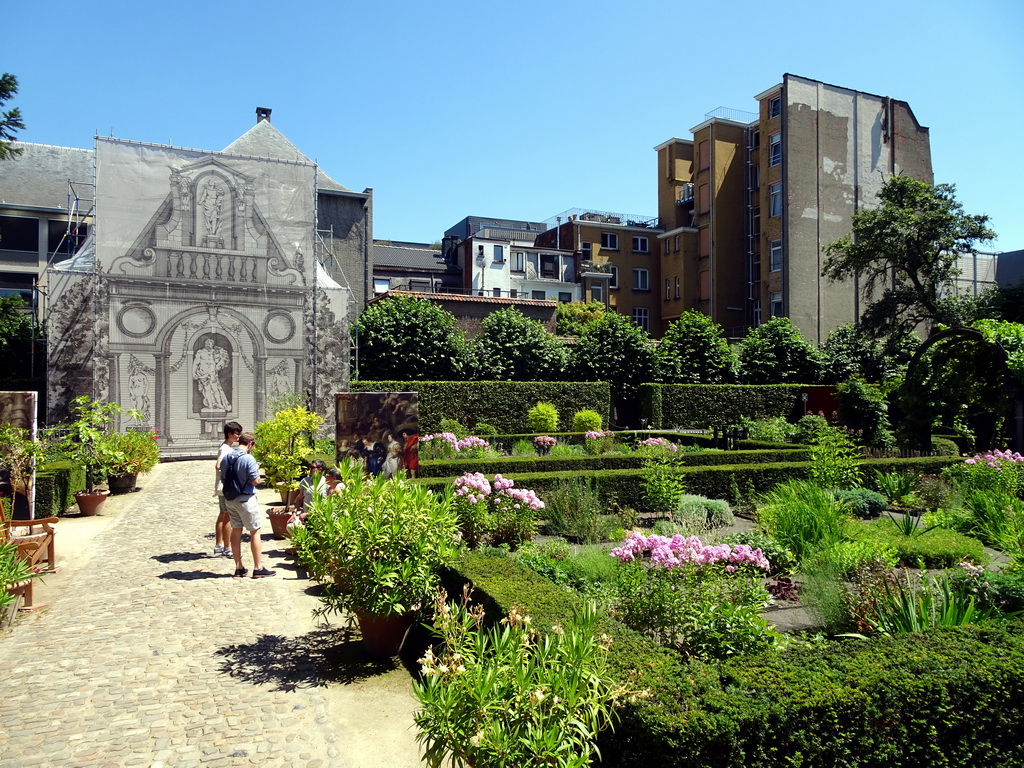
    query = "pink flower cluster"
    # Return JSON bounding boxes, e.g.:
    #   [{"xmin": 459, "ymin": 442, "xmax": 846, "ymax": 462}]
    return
[
  {"xmin": 610, "ymin": 531, "xmax": 770, "ymax": 571},
  {"xmin": 422, "ymin": 433, "xmax": 492, "ymax": 453},
  {"xmin": 497, "ymin": 485, "xmax": 545, "ymax": 511},
  {"xmin": 454, "ymin": 472, "xmax": 491, "ymax": 504},
  {"xmin": 533, "ymin": 435, "xmax": 557, "ymax": 448},
  {"xmin": 638, "ymin": 437, "xmax": 679, "ymax": 452},
  {"xmin": 585, "ymin": 430, "xmax": 614, "ymax": 440},
  {"xmin": 963, "ymin": 448, "xmax": 1024, "ymax": 467}
]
